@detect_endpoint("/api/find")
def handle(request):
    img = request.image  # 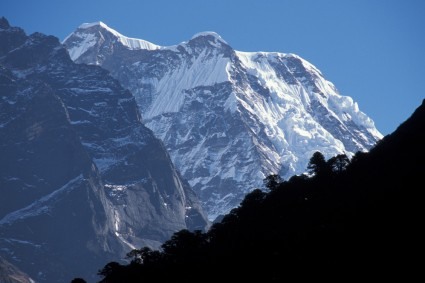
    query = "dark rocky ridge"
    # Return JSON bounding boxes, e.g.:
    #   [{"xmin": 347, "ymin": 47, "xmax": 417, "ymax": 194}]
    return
[{"xmin": 0, "ymin": 17, "xmax": 209, "ymax": 283}]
